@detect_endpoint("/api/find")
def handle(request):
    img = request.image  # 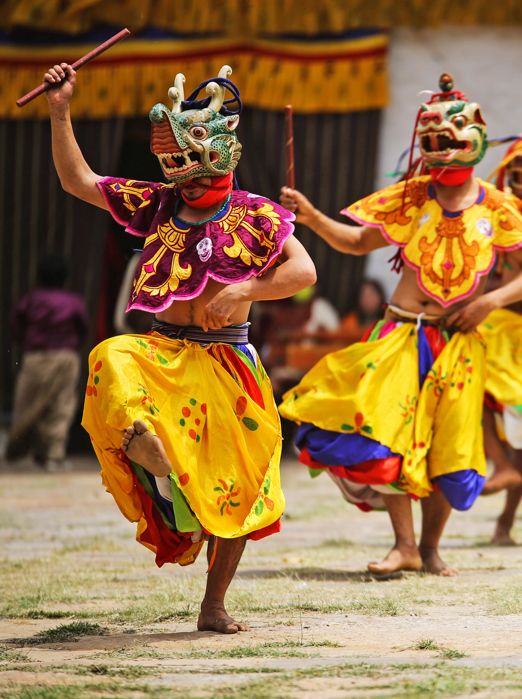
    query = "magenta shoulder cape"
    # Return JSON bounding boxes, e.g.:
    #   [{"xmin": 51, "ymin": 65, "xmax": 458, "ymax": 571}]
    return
[{"xmin": 97, "ymin": 177, "xmax": 295, "ymax": 313}]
